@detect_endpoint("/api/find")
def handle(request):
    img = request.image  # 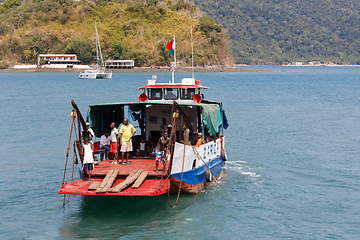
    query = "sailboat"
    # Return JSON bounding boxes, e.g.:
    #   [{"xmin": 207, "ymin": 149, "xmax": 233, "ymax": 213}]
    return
[{"xmin": 79, "ymin": 22, "xmax": 112, "ymax": 79}]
